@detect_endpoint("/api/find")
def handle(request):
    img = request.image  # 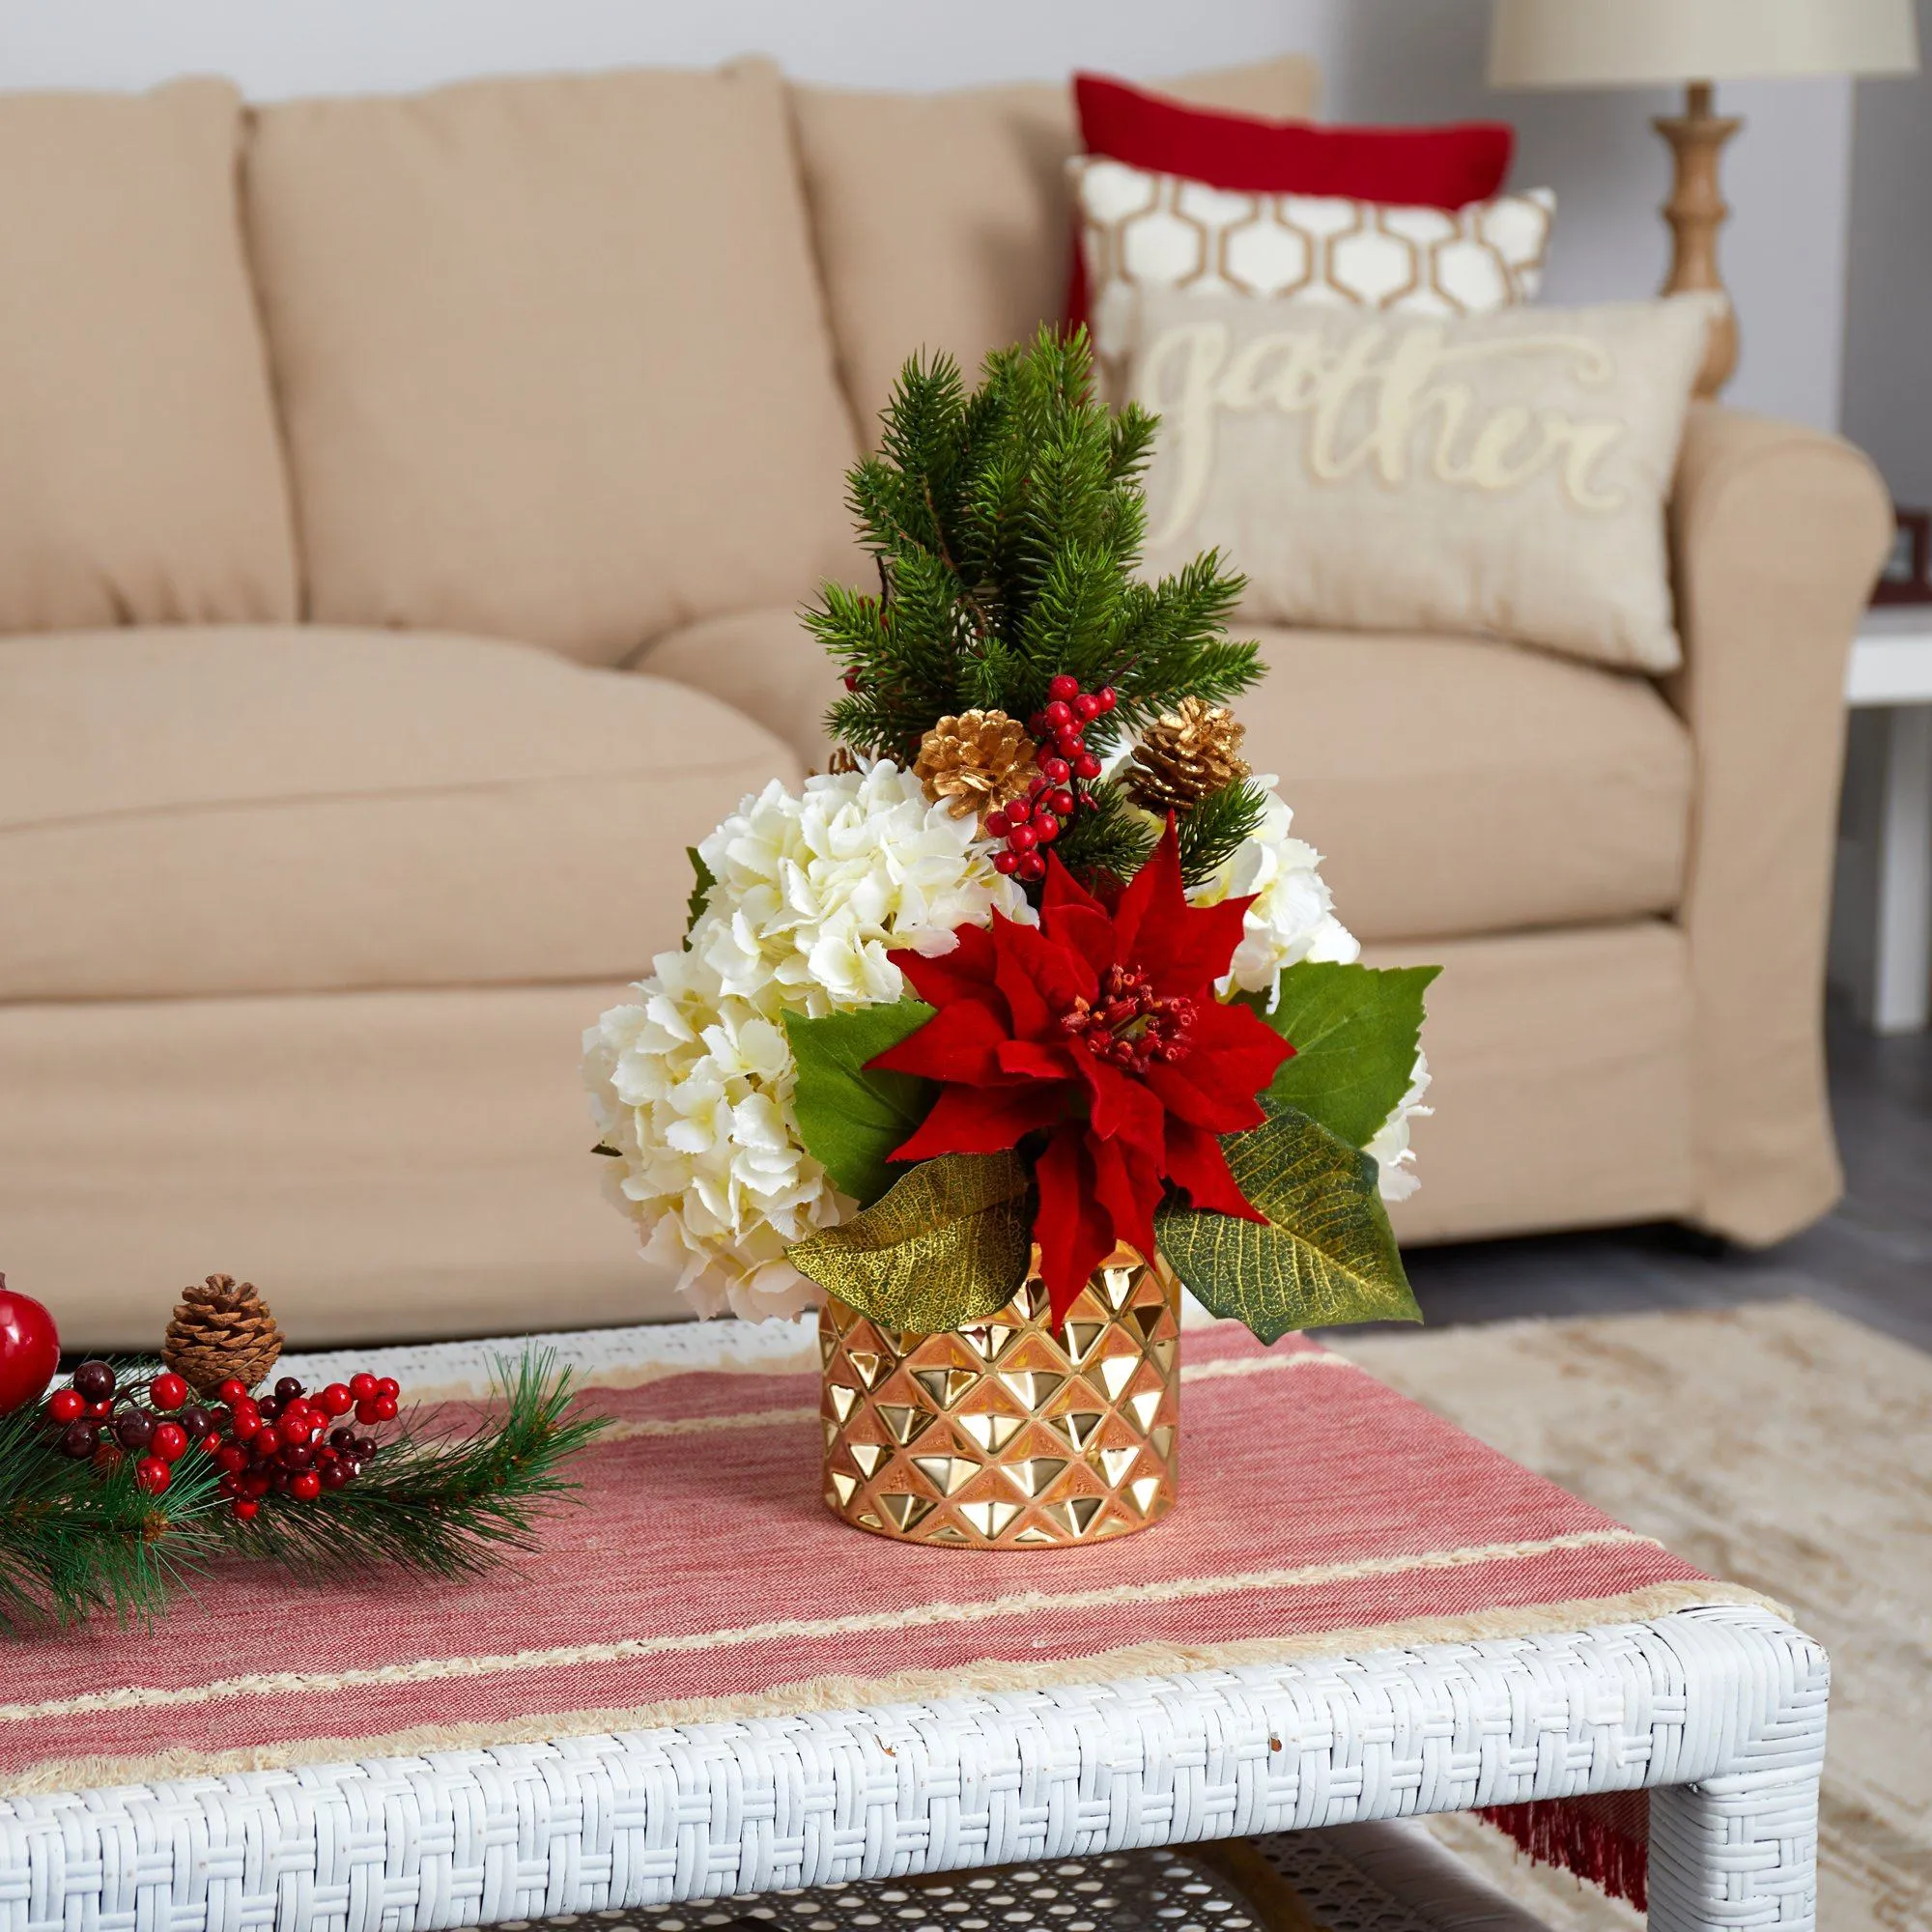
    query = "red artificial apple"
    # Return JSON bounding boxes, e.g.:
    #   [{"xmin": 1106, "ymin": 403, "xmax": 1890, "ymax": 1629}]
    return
[{"xmin": 0, "ymin": 1275, "xmax": 60, "ymax": 1415}]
